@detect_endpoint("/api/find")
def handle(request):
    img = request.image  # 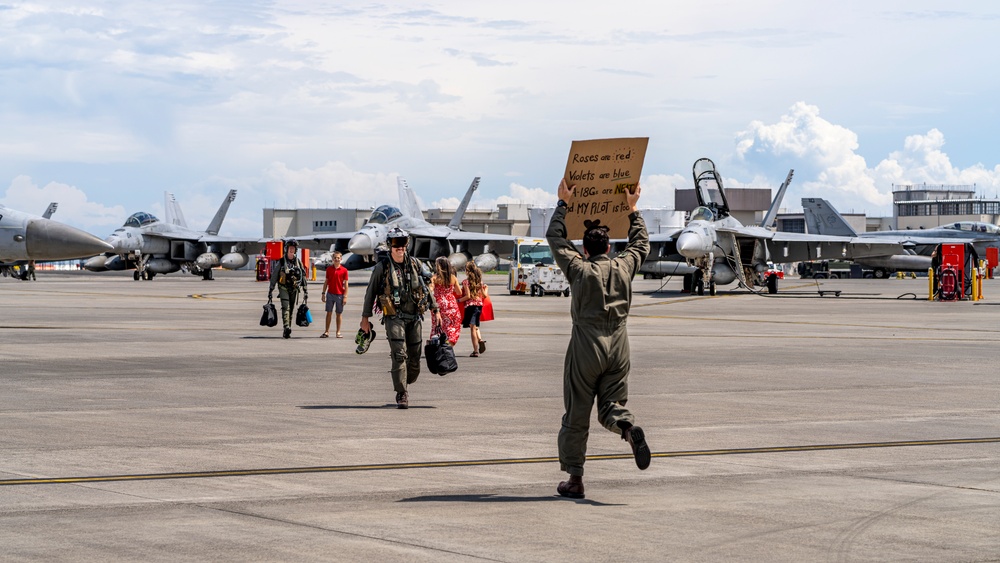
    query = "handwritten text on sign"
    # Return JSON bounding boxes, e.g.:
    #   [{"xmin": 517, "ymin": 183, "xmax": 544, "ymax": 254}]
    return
[{"xmin": 562, "ymin": 137, "xmax": 648, "ymax": 240}]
